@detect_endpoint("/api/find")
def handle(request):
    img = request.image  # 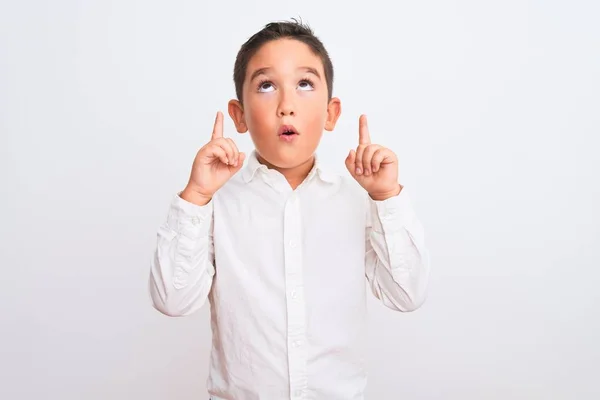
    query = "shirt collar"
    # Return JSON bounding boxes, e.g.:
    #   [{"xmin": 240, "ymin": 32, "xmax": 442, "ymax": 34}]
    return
[{"xmin": 241, "ymin": 150, "xmax": 337, "ymax": 184}]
